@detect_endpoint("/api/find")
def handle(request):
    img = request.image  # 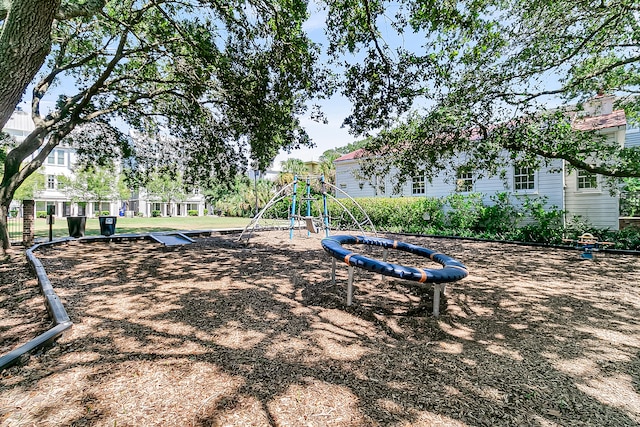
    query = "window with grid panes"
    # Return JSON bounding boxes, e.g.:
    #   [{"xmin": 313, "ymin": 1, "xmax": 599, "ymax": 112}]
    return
[
  {"xmin": 412, "ymin": 175, "xmax": 426, "ymax": 195},
  {"xmin": 577, "ymin": 170, "xmax": 598, "ymax": 189},
  {"xmin": 514, "ymin": 166, "xmax": 535, "ymax": 191},
  {"xmin": 456, "ymin": 170, "xmax": 474, "ymax": 192}
]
